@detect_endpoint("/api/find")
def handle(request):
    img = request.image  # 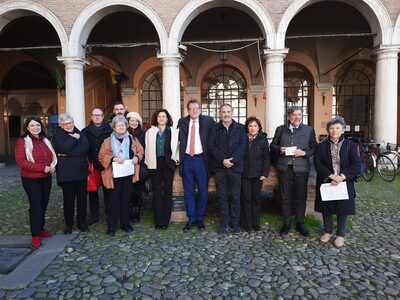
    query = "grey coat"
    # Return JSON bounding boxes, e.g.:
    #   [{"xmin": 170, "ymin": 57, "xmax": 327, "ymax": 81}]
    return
[{"xmin": 270, "ymin": 123, "xmax": 317, "ymax": 174}]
